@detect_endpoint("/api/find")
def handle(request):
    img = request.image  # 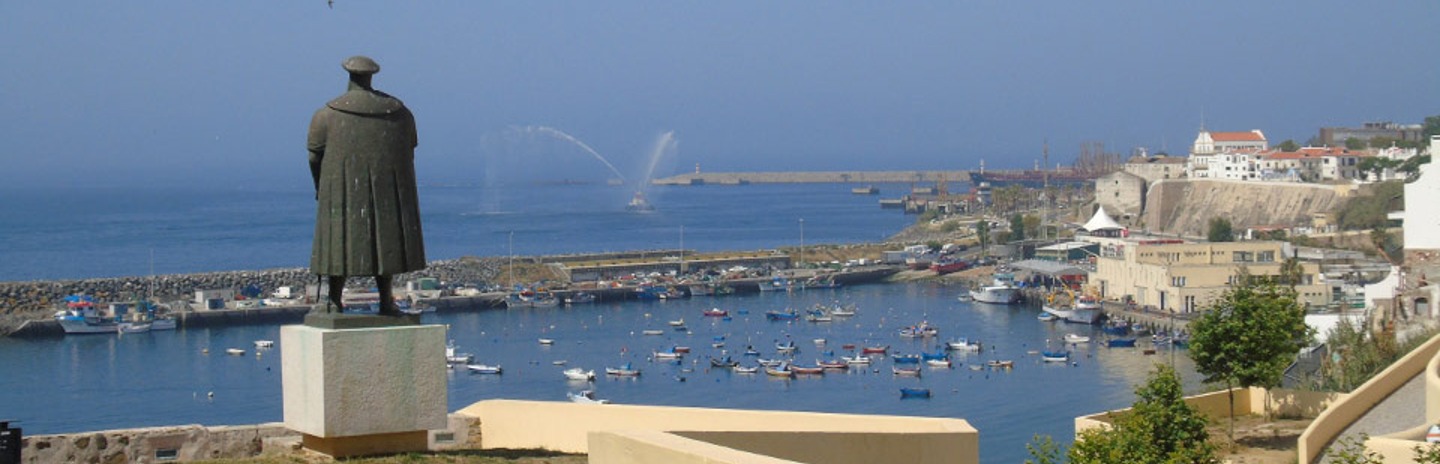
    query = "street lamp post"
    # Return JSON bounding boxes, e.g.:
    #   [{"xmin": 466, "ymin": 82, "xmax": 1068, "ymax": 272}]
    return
[{"xmin": 799, "ymin": 218, "xmax": 805, "ymax": 269}]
